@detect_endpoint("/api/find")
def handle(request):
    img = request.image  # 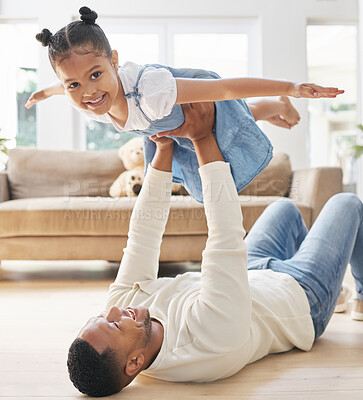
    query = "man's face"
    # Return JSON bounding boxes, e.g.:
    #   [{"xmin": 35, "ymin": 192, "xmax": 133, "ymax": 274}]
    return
[
  {"xmin": 78, "ymin": 306, "xmax": 152, "ymax": 359},
  {"xmin": 56, "ymin": 48, "xmax": 120, "ymax": 115}
]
